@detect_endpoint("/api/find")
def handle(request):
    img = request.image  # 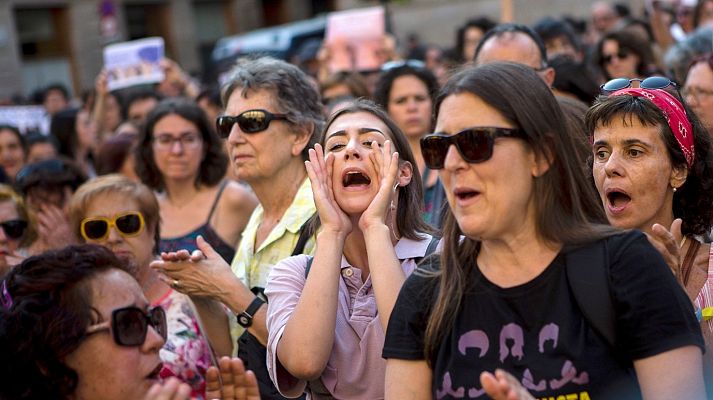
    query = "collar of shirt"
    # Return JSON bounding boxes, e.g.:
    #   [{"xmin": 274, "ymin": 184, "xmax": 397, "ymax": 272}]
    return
[{"xmin": 337, "ymin": 234, "xmax": 435, "ymax": 270}]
